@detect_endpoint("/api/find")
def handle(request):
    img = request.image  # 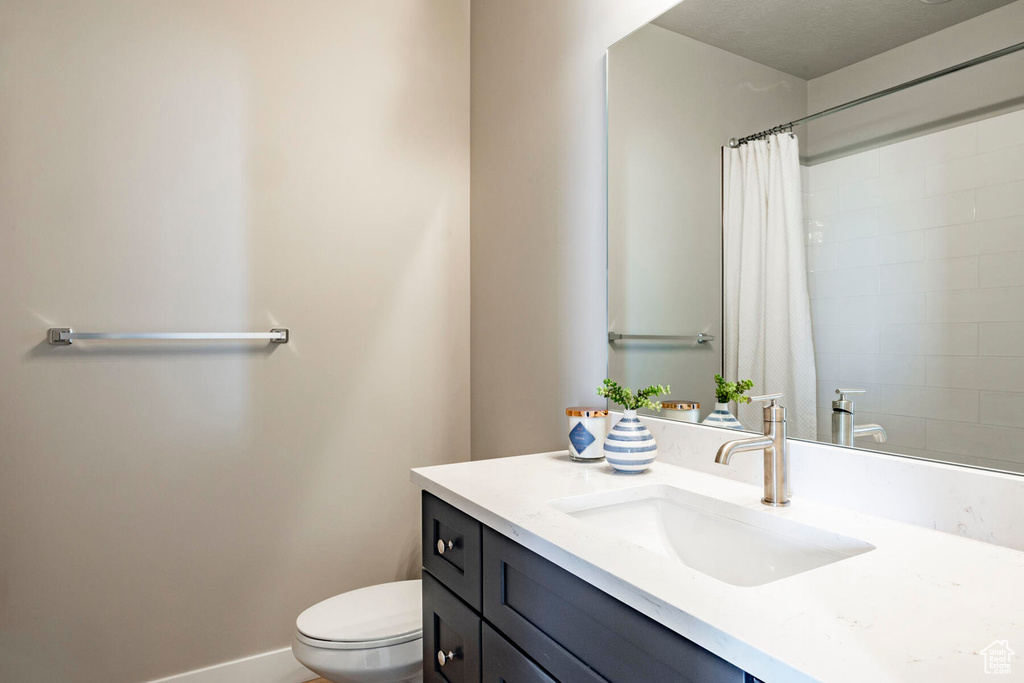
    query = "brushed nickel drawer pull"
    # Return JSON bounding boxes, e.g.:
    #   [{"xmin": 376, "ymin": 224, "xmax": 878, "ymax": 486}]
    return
[
  {"xmin": 437, "ymin": 538, "xmax": 454, "ymax": 554},
  {"xmin": 437, "ymin": 649, "xmax": 460, "ymax": 667}
]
